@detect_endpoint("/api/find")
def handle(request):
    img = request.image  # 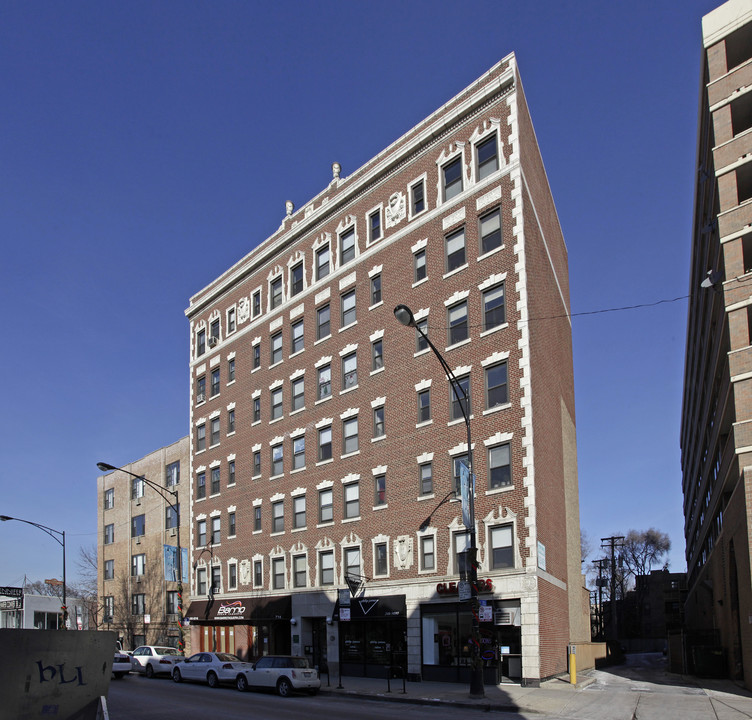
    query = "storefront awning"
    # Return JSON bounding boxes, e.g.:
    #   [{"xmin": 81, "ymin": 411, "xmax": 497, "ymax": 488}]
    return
[
  {"xmin": 332, "ymin": 594, "xmax": 405, "ymax": 621},
  {"xmin": 185, "ymin": 595, "xmax": 291, "ymax": 623}
]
